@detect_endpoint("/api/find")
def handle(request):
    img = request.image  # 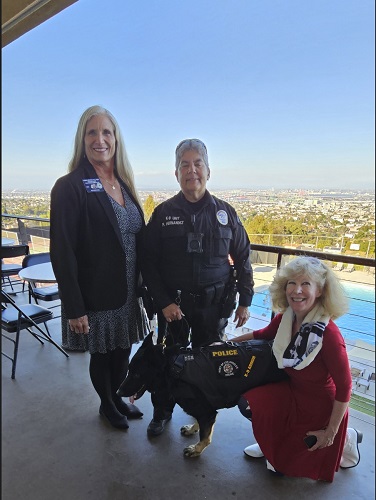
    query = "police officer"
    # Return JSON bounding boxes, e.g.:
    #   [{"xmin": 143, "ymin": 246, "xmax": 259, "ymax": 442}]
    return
[{"xmin": 142, "ymin": 138, "xmax": 254, "ymax": 436}]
